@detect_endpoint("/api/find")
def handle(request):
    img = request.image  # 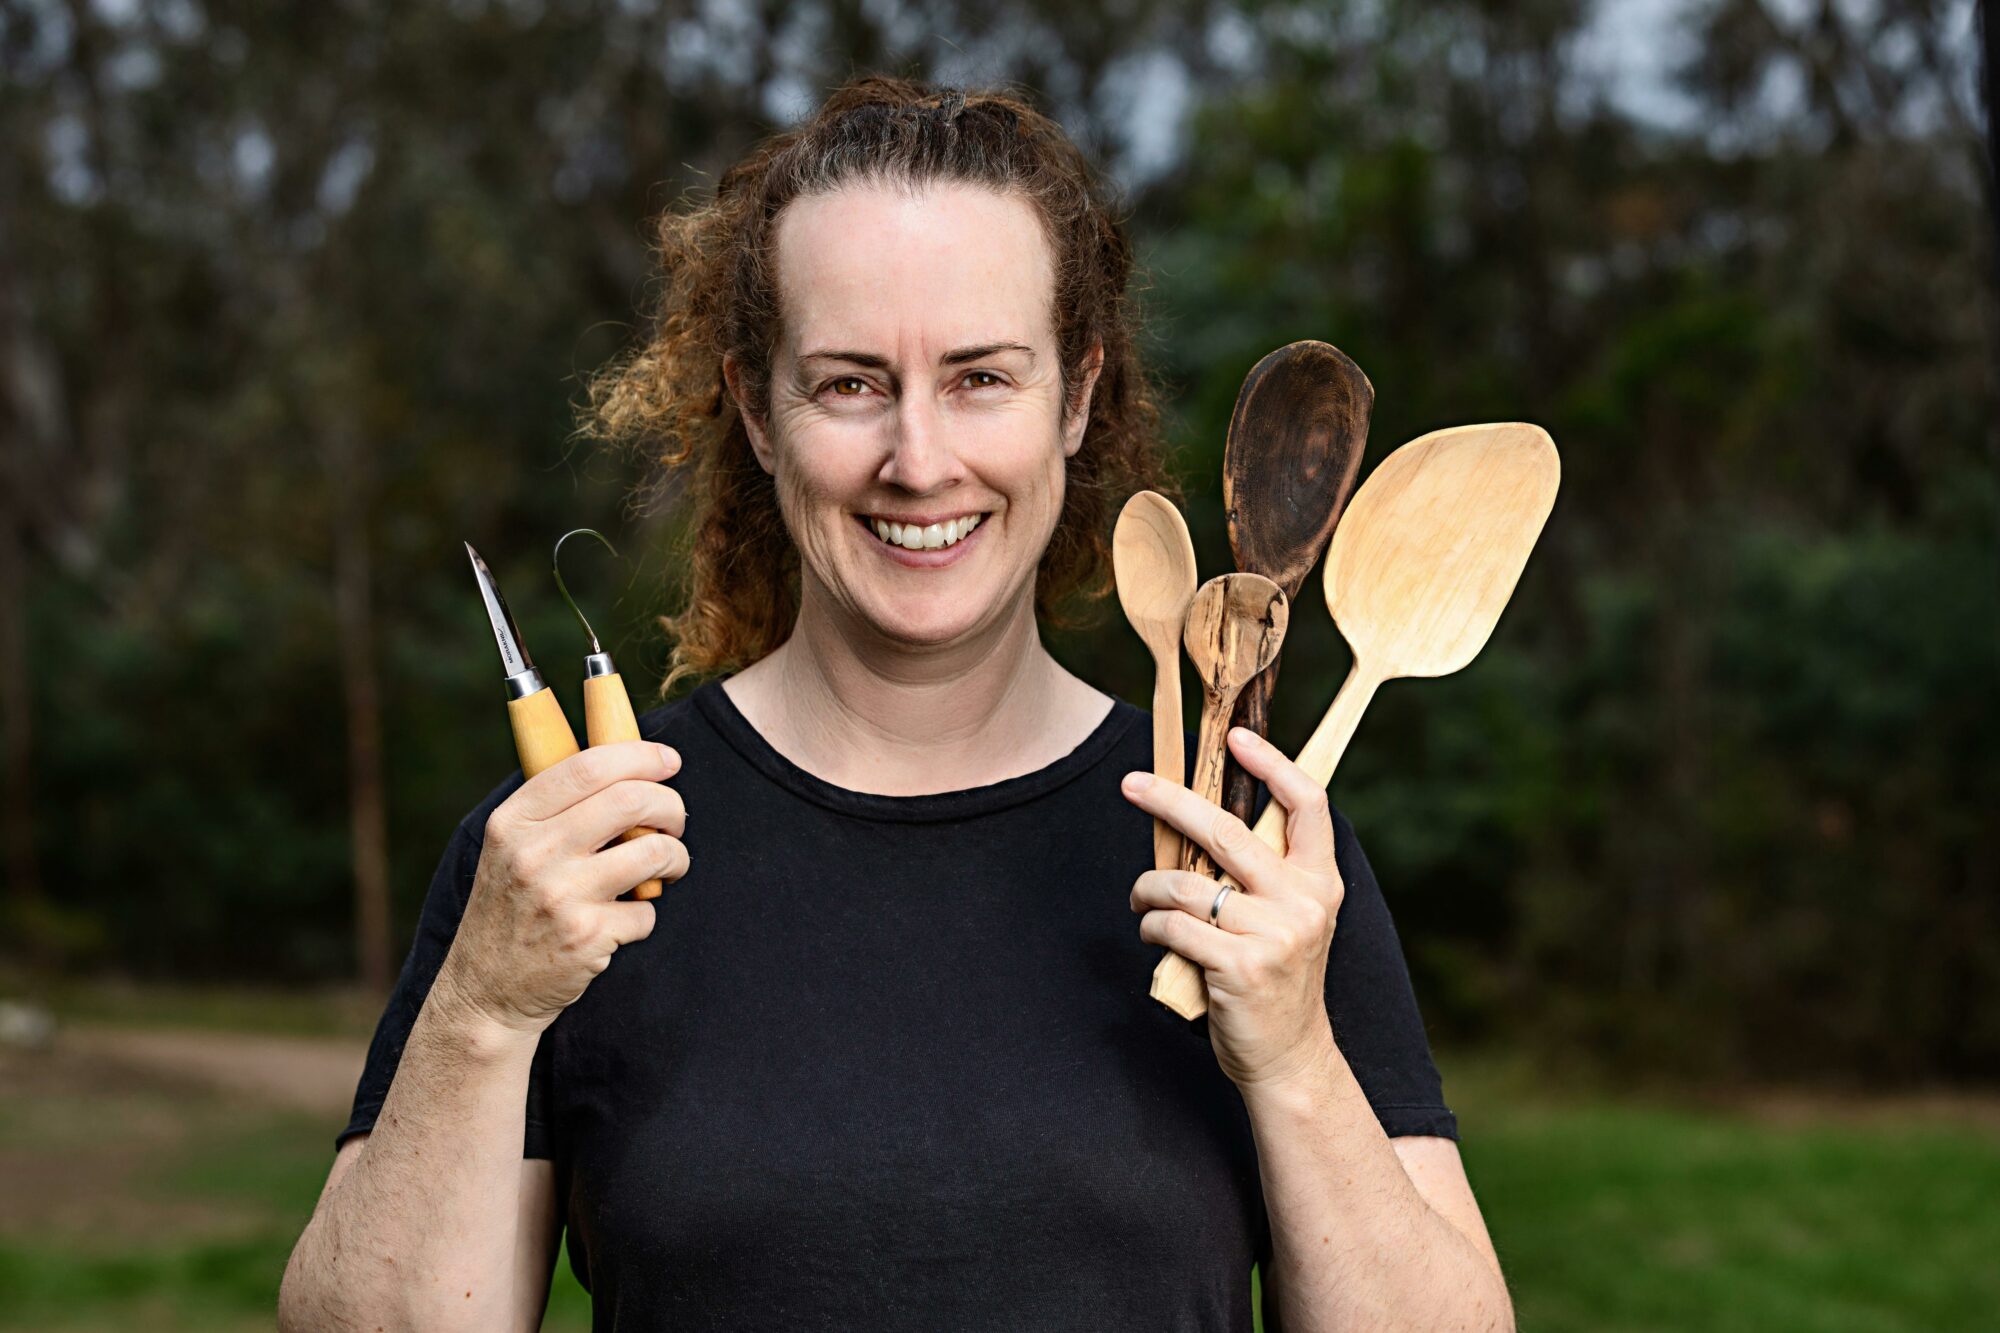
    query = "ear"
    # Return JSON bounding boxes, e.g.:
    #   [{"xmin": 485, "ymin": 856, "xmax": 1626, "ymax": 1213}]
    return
[
  {"xmin": 1061, "ymin": 340, "xmax": 1105, "ymax": 459},
  {"xmin": 723, "ymin": 353, "xmax": 777, "ymax": 475}
]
